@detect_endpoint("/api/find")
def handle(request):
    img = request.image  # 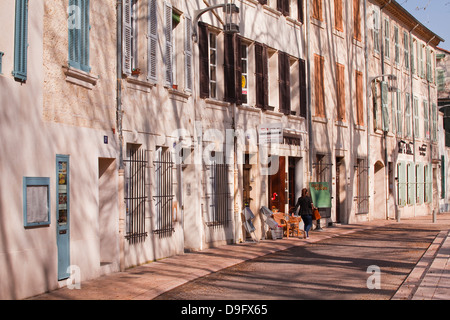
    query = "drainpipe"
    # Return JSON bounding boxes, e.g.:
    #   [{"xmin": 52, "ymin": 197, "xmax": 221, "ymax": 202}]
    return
[
  {"xmin": 409, "ymin": 23, "xmax": 419, "ymax": 218},
  {"xmin": 427, "ymin": 36, "xmax": 436, "ymax": 218},
  {"xmin": 364, "ymin": 0, "xmax": 370, "ymax": 220},
  {"xmin": 306, "ymin": 0, "xmax": 313, "ymax": 182},
  {"xmin": 117, "ymin": 0, "xmax": 125, "ymax": 272}
]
